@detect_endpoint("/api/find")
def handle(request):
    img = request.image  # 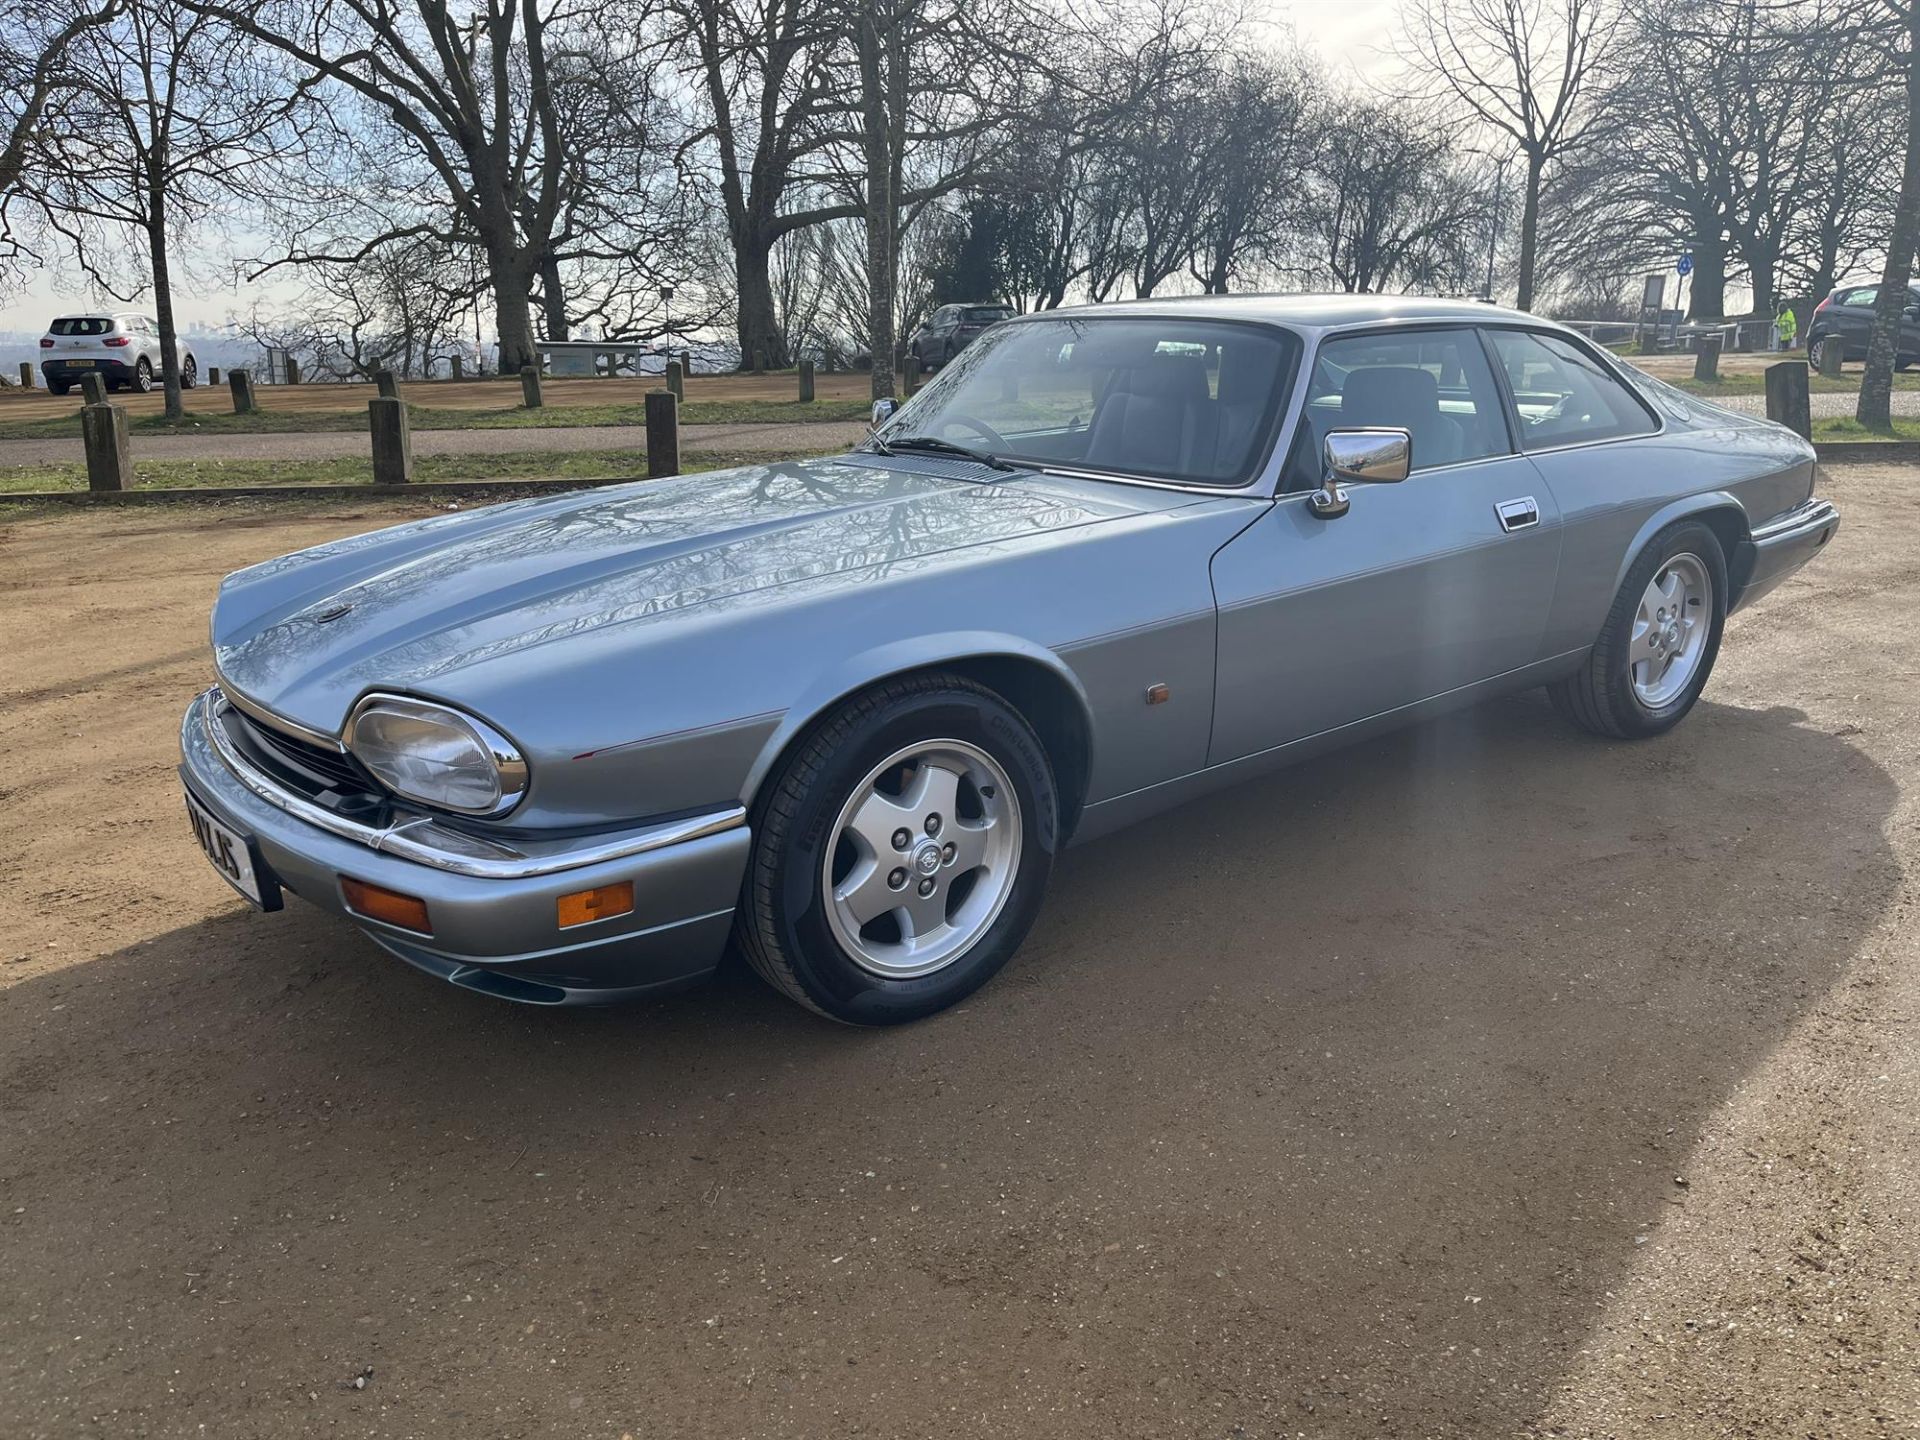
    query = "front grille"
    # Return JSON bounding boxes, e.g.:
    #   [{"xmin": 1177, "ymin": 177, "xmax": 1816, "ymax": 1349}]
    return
[{"xmin": 218, "ymin": 698, "xmax": 386, "ymax": 817}]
